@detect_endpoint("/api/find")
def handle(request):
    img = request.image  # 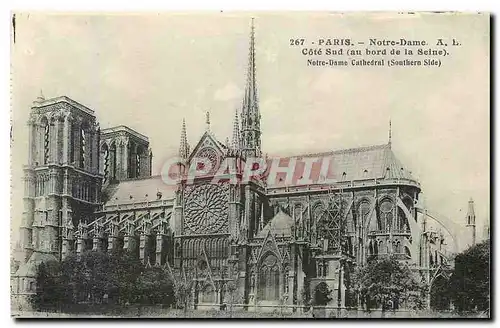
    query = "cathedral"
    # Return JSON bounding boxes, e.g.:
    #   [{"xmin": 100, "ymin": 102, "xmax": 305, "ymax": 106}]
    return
[{"xmin": 12, "ymin": 20, "xmax": 466, "ymax": 311}]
